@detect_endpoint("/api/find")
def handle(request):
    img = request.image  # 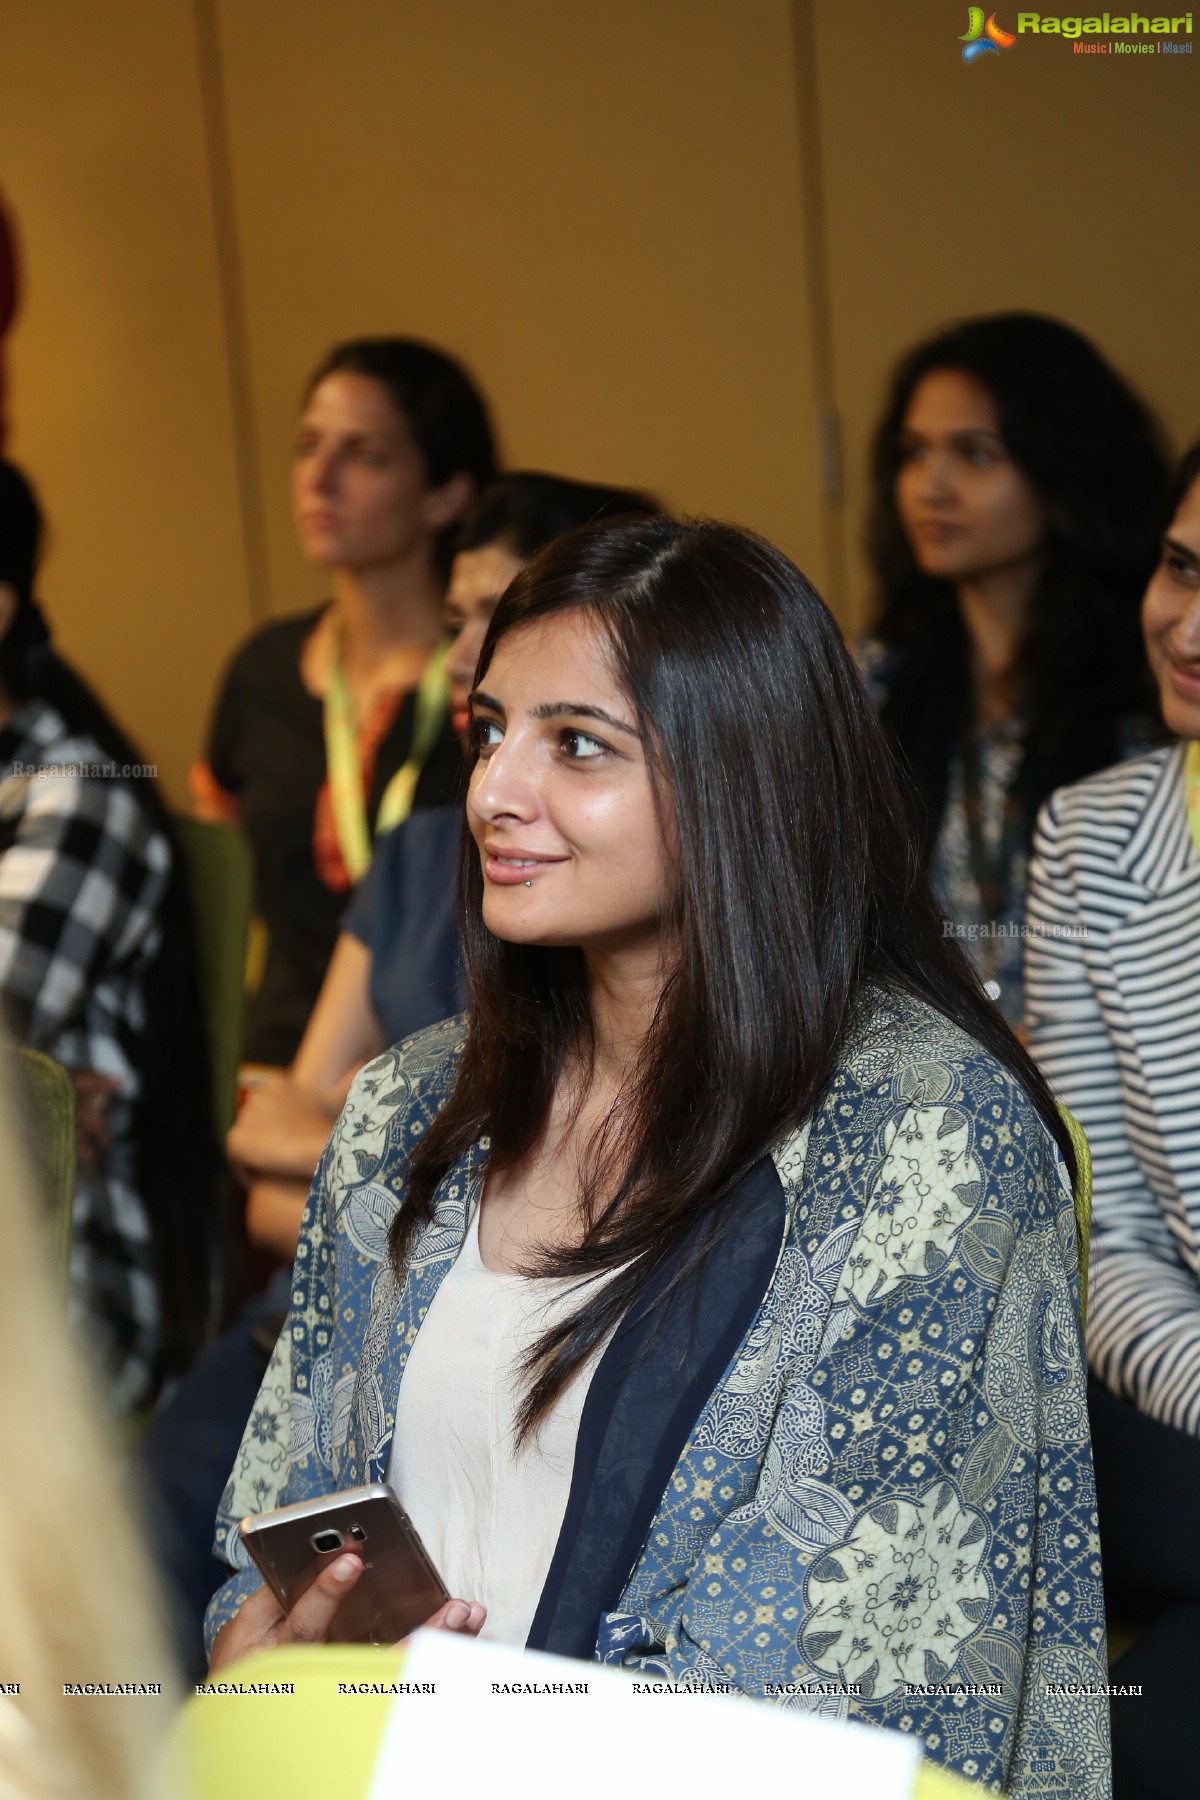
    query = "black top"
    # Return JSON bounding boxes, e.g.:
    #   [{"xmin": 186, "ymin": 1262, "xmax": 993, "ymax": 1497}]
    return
[{"xmin": 206, "ymin": 608, "xmax": 463, "ymax": 1065}]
